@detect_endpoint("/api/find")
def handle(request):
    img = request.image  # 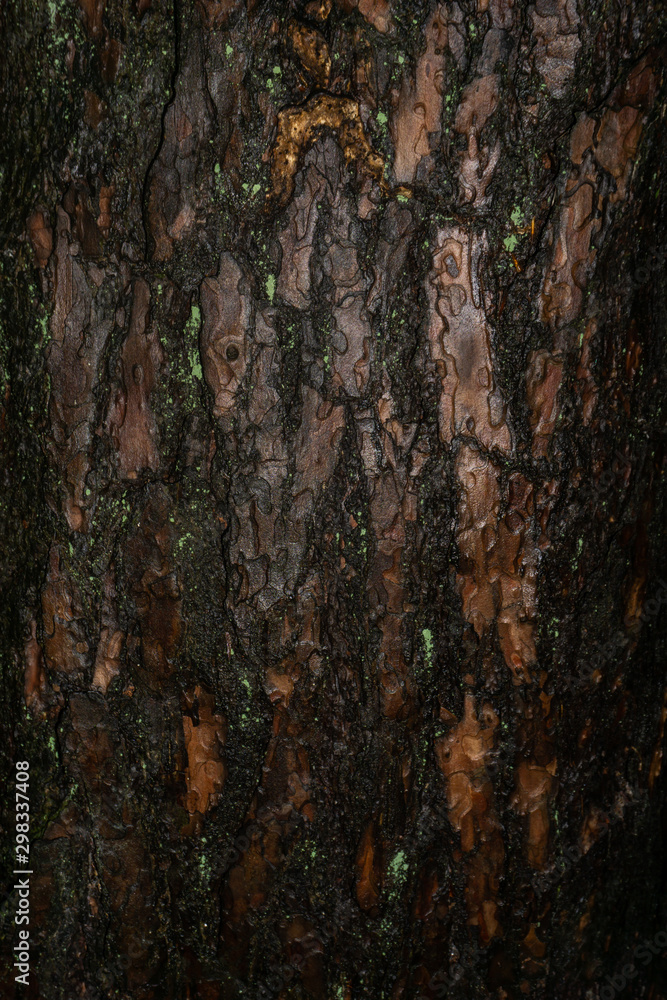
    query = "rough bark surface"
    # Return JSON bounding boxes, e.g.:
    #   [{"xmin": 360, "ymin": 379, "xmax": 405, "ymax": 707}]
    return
[{"xmin": 1, "ymin": 0, "xmax": 666, "ymax": 998}]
